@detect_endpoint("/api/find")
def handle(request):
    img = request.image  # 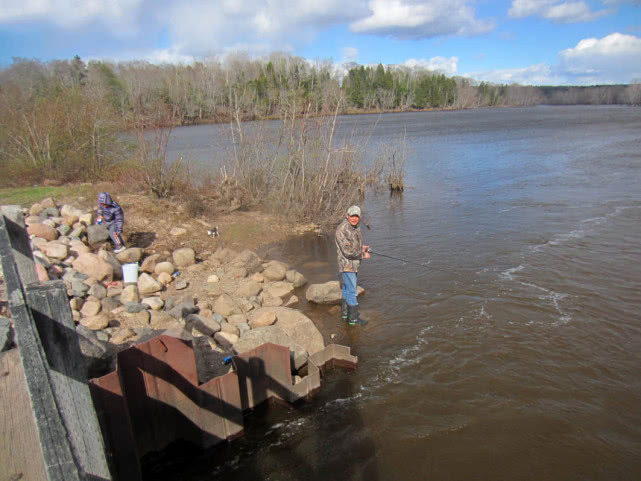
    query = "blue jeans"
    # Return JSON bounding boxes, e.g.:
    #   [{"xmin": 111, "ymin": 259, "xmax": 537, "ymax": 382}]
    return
[{"xmin": 341, "ymin": 272, "xmax": 358, "ymax": 306}]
